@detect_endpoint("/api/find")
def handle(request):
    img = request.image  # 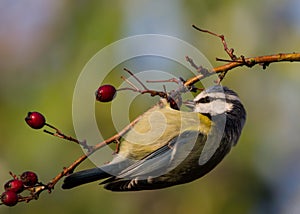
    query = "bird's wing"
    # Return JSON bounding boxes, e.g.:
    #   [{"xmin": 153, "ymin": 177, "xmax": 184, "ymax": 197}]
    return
[{"xmin": 101, "ymin": 130, "xmax": 206, "ymax": 191}]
